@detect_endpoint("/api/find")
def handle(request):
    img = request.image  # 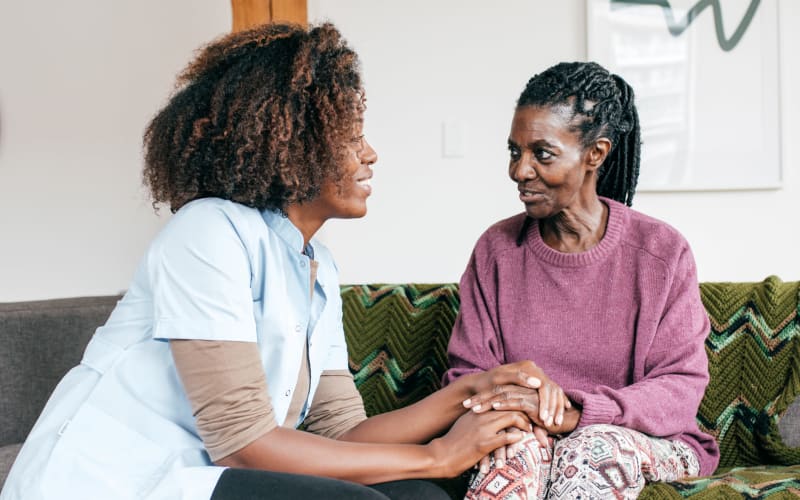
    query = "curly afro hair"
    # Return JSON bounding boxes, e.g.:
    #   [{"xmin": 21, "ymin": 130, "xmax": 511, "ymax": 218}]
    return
[{"xmin": 143, "ymin": 22, "xmax": 363, "ymax": 213}]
